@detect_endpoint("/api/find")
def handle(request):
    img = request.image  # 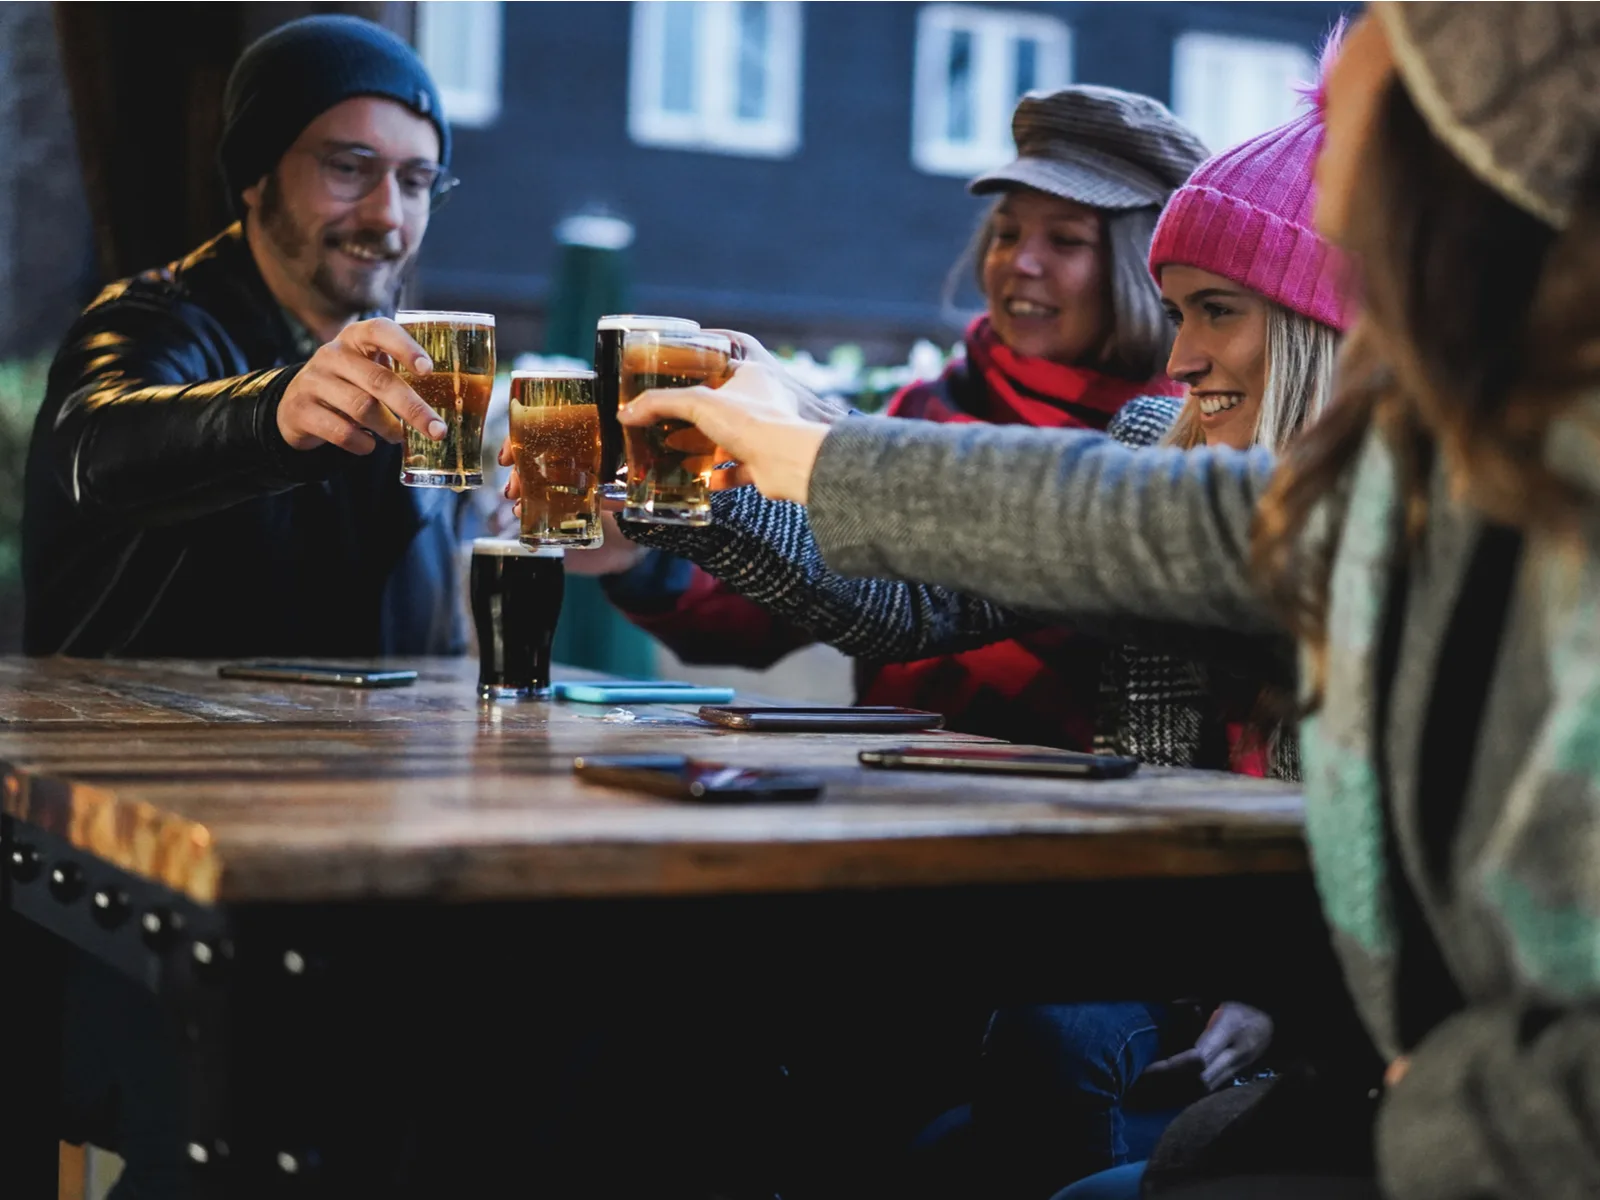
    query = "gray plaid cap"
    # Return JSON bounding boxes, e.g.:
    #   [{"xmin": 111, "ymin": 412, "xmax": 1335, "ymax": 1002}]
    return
[{"xmin": 970, "ymin": 85, "xmax": 1209, "ymax": 210}]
